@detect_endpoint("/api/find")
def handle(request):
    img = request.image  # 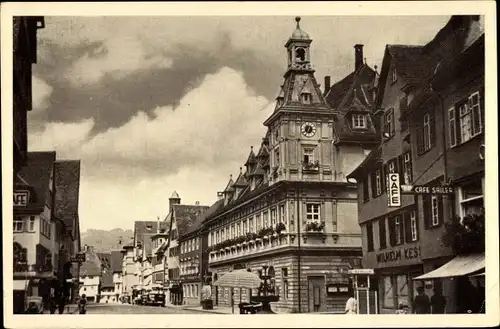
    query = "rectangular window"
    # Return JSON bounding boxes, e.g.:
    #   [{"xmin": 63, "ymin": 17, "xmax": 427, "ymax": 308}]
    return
[
  {"xmin": 375, "ymin": 169, "xmax": 382, "ymax": 196},
  {"xmin": 270, "ymin": 209, "xmax": 277, "ymax": 226},
  {"xmin": 396, "ymin": 275, "xmax": 409, "ymax": 307},
  {"xmin": 306, "ymin": 203, "xmax": 320, "ymax": 222},
  {"xmin": 394, "ymin": 216, "xmax": 402, "ymax": 245},
  {"xmin": 423, "ymin": 113, "xmax": 431, "ymax": 151},
  {"xmin": 237, "ymin": 222, "xmax": 241, "ymax": 236},
  {"xmin": 256, "ymin": 215, "xmax": 261, "ymax": 231},
  {"xmin": 243, "ymin": 220, "xmax": 248, "ymax": 234},
  {"xmin": 392, "ymin": 68, "xmax": 397, "ymax": 83},
  {"xmin": 403, "ymin": 152, "xmax": 413, "ymax": 185},
  {"xmin": 352, "ymin": 114, "xmax": 367, "ymax": 129},
  {"xmin": 457, "ymin": 92, "xmax": 482, "ymax": 143},
  {"xmin": 14, "ymin": 217, "xmax": 23, "ymax": 232},
  {"xmin": 379, "ymin": 218, "xmax": 387, "ymax": 249},
  {"xmin": 303, "ymin": 147, "xmax": 315, "ymax": 164},
  {"xmin": 416, "ymin": 112, "xmax": 435, "ymax": 155},
  {"xmin": 383, "ymin": 276, "xmax": 395, "ymax": 308},
  {"xmin": 216, "ymin": 231, "xmax": 220, "ymax": 244},
  {"xmin": 263, "ymin": 212, "xmax": 269, "ymax": 227},
  {"xmin": 249, "ymin": 217, "xmax": 254, "ymax": 233},
  {"xmin": 362, "ymin": 176, "xmax": 370, "ymax": 202},
  {"xmin": 410, "ymin": 211, "xmax": 418, "ymax": 241},
  {"xmin": 459, "ymin": 180, "xmax": 484, "ymax": 217},
  {"xmin": 231, "ymin": 224, "xmax": 235, "ymax": 238},
  {"xmin": 28, "ymin": 216, "xmax": 35, "ymax": 232},
  {"xmin": 366, "ymin": 222, "xmax": 374, "ymax": 252},
  {"xmin": 279, "ymin": 205, "xmax": 285, "ymax": 223},
  {"xmin": 431, "ymin": 195, "xmax": 439, "ymax": 226},
  {"xmin": 282, "ymin": 268, "xmax": 289, "ymax": 300},
  {"xmin": 448, "ymin": 107, "xmax": 457, "ymax": 147},
  {"xmin": 221, "ymin": 228, "xmax": 225, "ymax": 241},
  {"xmin": 275, "ymin": 149, "xmax": 280, "ymax": 167},
  {"xmin": 211, "ymin": 232, "xmax": 215, "ymax": 246},
  {"xmin": 384, "ymin": 109, "xmax": 395, "ymax": 138}
]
